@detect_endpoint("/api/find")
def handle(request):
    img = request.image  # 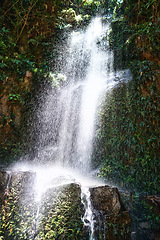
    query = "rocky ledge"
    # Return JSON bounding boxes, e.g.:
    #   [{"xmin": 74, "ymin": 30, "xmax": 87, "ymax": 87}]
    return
[{"xmin": 0, "ymin": 170, "xmax": 131, "ymax": 239}]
